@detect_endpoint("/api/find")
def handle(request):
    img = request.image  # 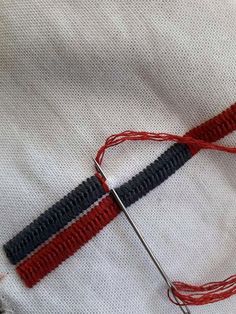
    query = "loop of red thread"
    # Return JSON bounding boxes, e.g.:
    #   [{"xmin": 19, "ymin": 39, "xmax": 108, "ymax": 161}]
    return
[
  {"xmin": 95, "ymin": 131, "xmax": 236, "ymax": 166},
  {"xmin": 95, "ymin": 130, "xmax": 236, "ymax": 306}
]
